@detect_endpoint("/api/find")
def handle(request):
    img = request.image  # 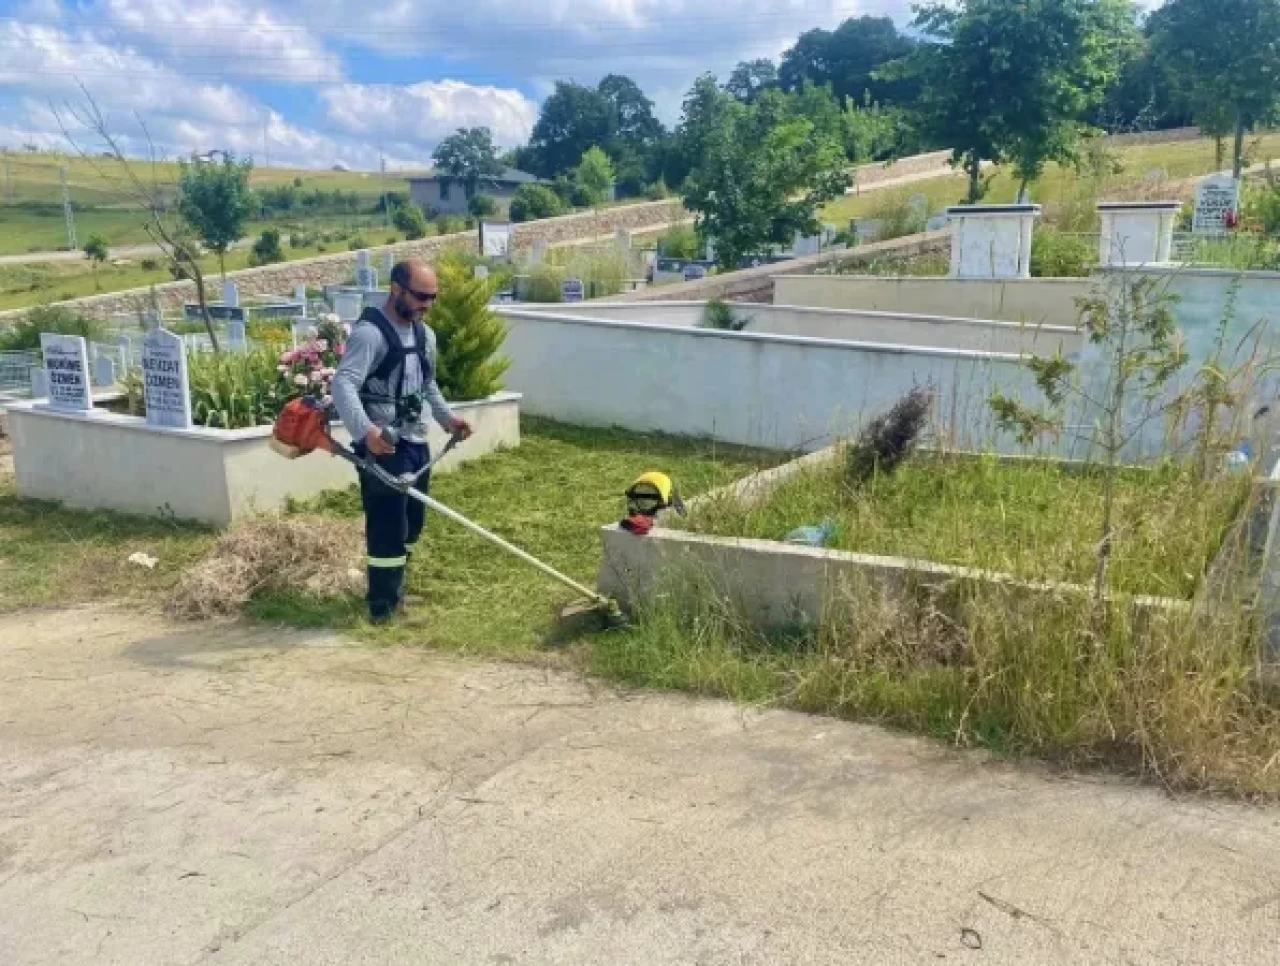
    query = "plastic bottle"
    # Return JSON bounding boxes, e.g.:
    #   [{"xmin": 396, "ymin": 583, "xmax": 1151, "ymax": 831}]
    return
[{"xmin": 785, "ymin": 519, "xmax": 839, "ymax": 547}]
